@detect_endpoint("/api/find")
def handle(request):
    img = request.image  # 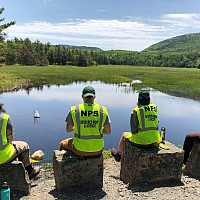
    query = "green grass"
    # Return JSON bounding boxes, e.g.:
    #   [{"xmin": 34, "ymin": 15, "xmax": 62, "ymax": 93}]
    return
[
  {"xmin": 103, "ymin": 149, "xmax": 112, "ymax": 159},
  {"xmin": 1, "ymin": 64, "xmax": 200, "ymax": 100}
]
